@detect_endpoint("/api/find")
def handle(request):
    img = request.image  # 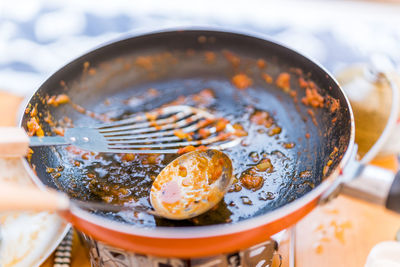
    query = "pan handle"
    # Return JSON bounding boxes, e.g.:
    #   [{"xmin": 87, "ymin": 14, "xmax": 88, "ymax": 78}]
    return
[
  {"xmin": 0, "ymin": 181, "xmax": 70, "ymax": 212},
  {"xmin": 0, "ymin": 127, "xmax": 29, "ymax": 157},
  {"xmin": 385, "ymin": 171, "xmax": 400, "ymax": 212},
  {"xmin": 341, "ymin": 164, "xmax": 400, "ymax": 213}
]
